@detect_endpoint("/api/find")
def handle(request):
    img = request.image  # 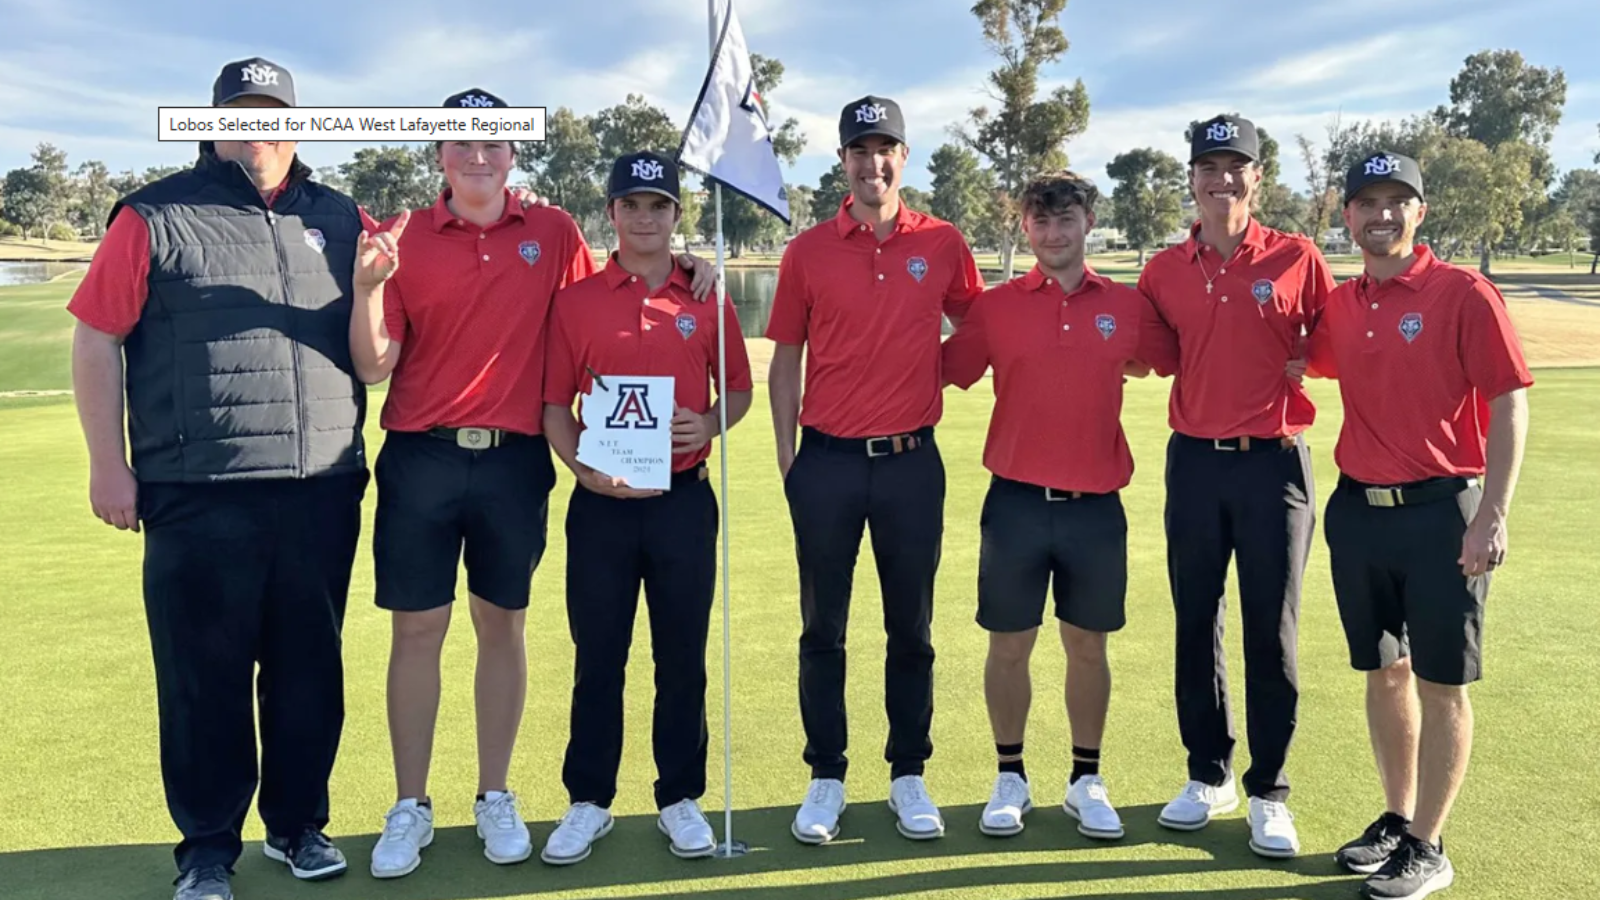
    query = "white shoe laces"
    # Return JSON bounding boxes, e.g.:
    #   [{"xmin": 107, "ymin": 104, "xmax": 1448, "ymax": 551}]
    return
[
  {"xmin": 895, "ymin": 777, "xmax": 930, "ymax": 806},
  {"xmin": 1181, "ymin": 781, "xmax": 1212, "ymax": 804},
  {"xmin": 805, "ymin": 780, "xmax": 841, "ymax": 807},
  {"xmin": 562, "ymin": 803, "xmax": 607, "ymax": 834},
  {"xmin": 381, "ymin": 806, "xmax": 419, "ymax": 843},
  {"xmin": 991, "ymin": 774, "xmax": 1028, "ymax": 809},
  {"xmin": 1078, "ymin": 776, "xmax": 1110, "ymax": 804},
  {"xmin": 665, "ymin": 800, "xmax": 703, "ymax": 830},
  {"xmin": 1257, "ymin": 800, "xmax": 1292, "ymax": 821},
  {"xmin": 481, "ymin": 792, "xmax": 521, "ymax": 831}
]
